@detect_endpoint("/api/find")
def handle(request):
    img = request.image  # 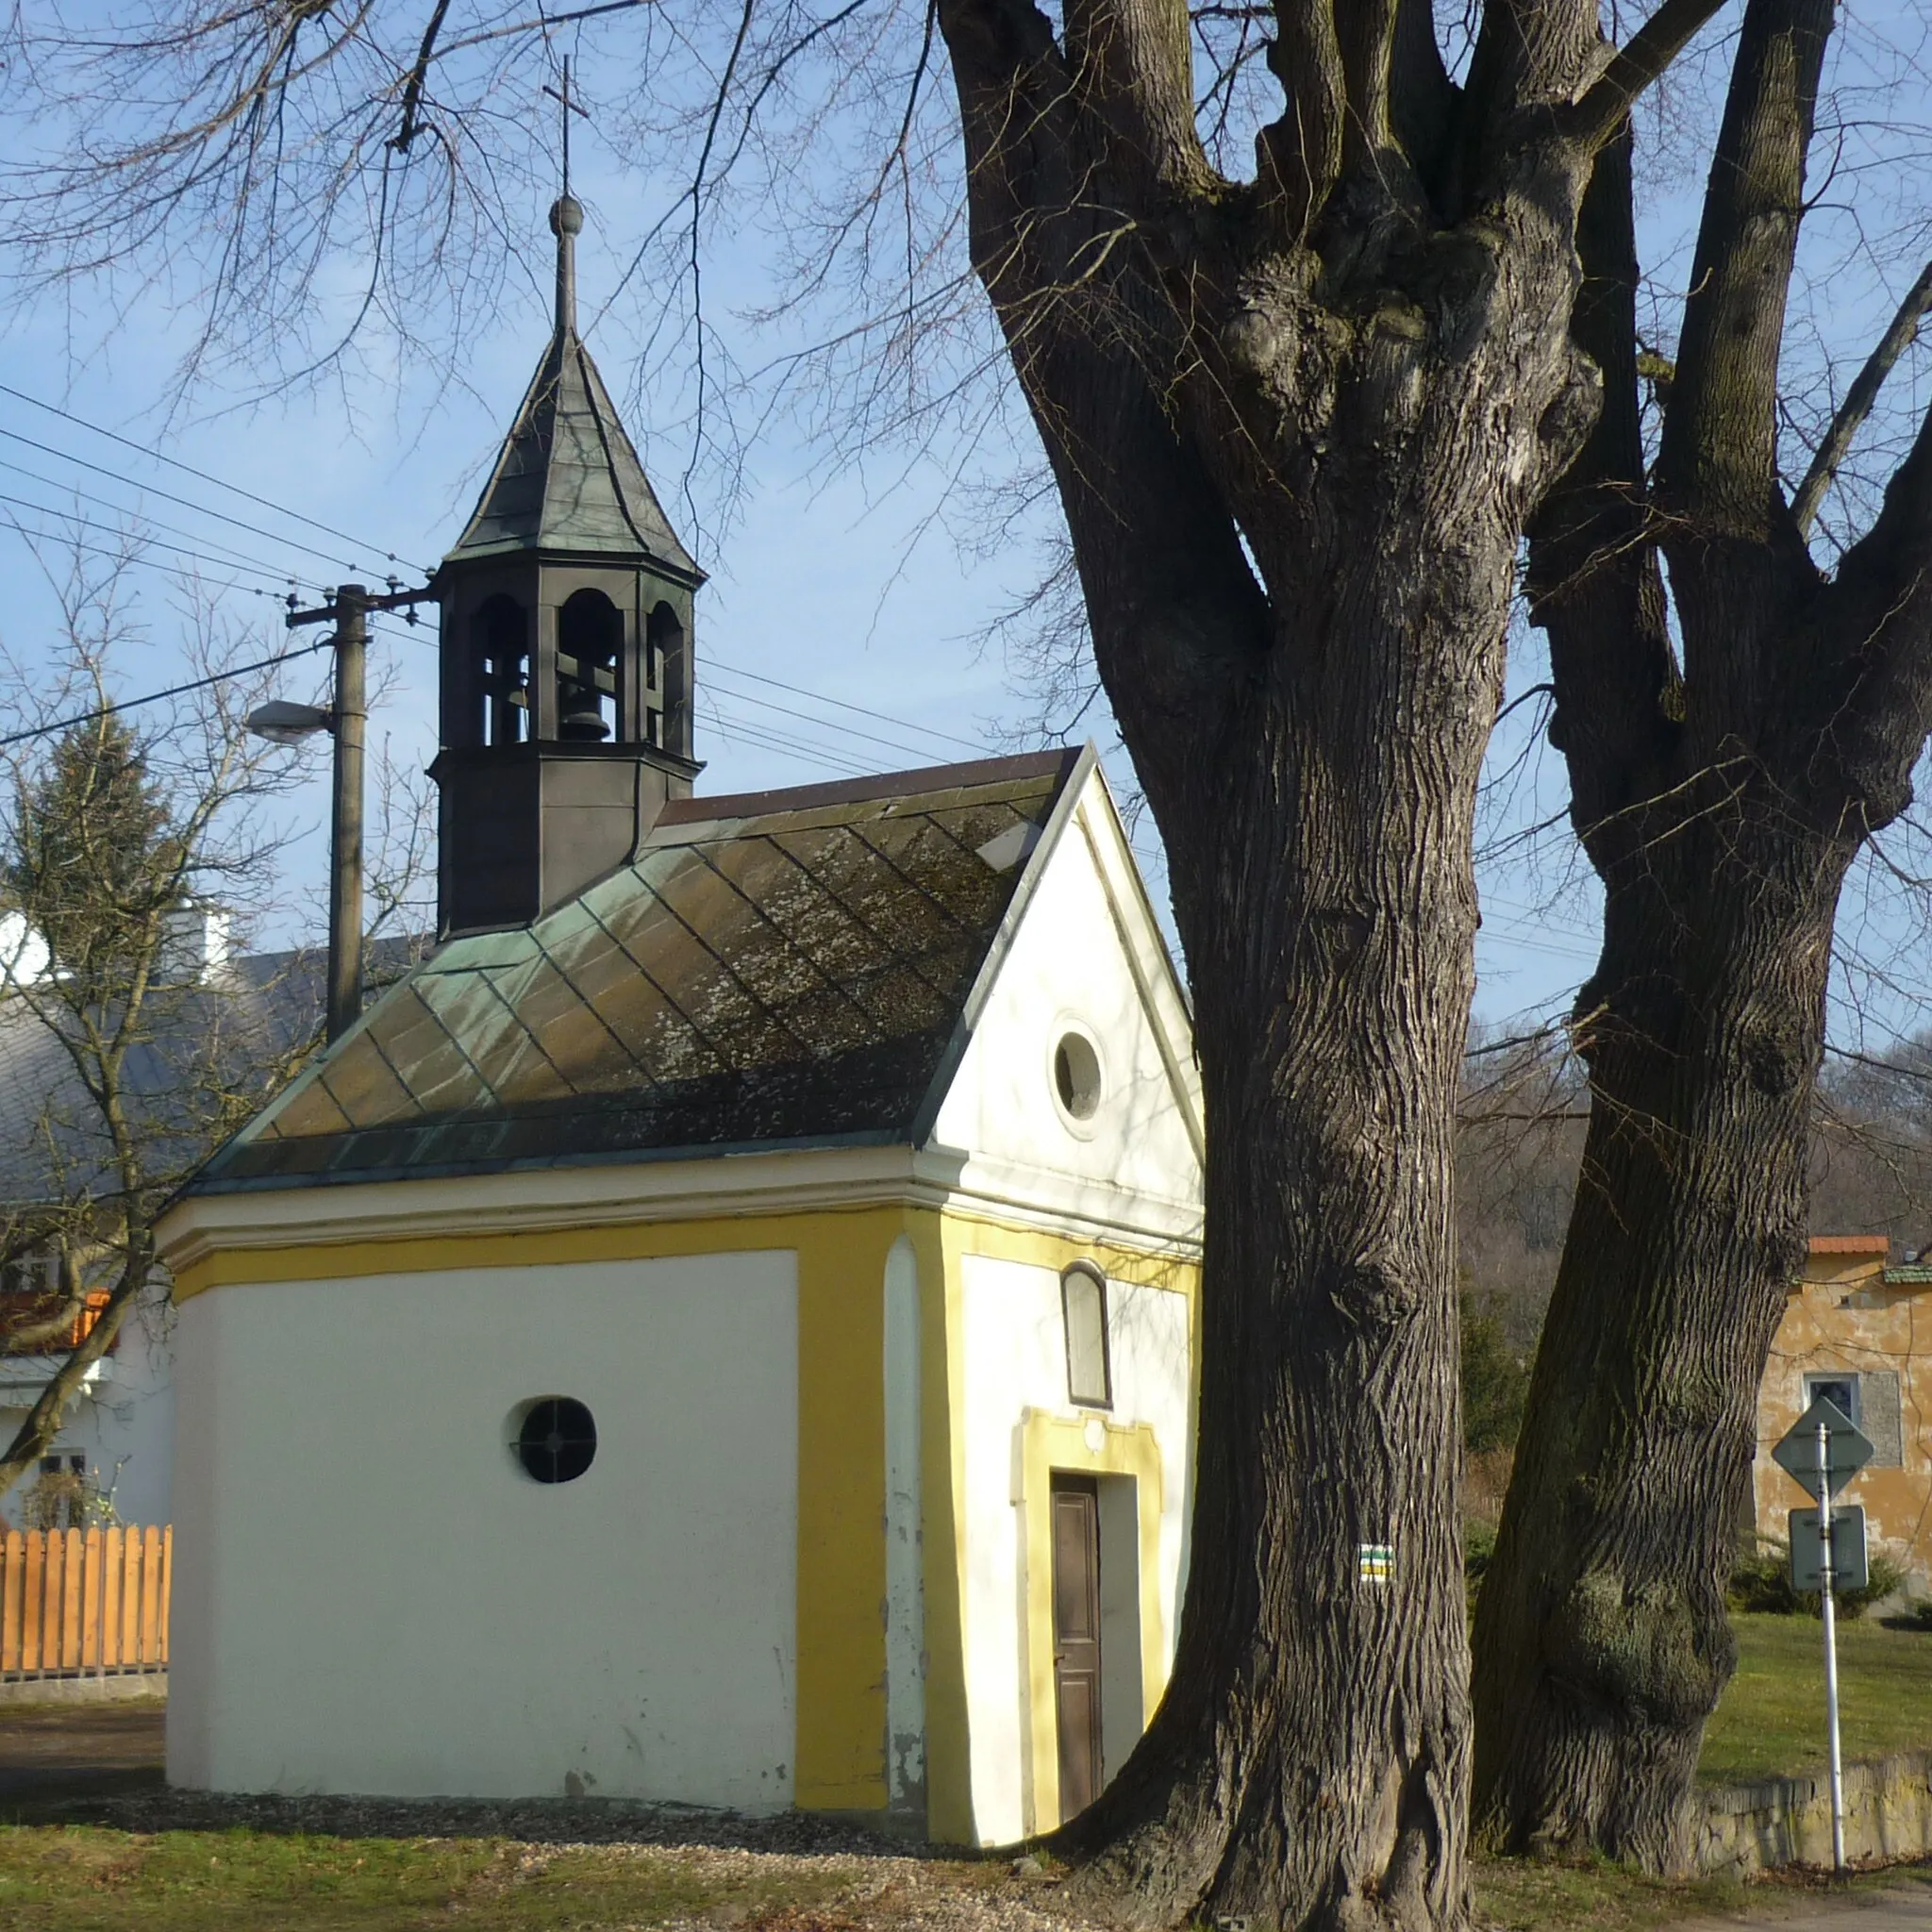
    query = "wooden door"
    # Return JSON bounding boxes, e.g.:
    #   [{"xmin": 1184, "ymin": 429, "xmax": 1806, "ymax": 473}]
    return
[{"xmin": 1051, "ymin": 1474, "xmax": 1104, "ymax": 1818}]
